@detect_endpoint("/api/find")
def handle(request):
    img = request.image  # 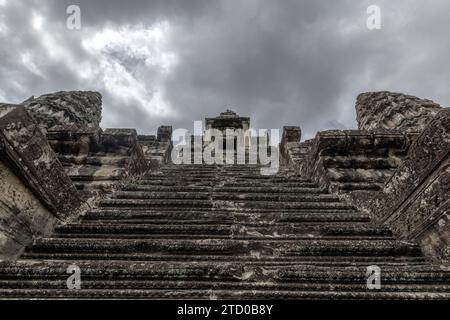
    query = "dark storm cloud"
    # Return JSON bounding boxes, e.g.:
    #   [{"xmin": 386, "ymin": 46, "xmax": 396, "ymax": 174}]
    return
[{"xmin": 1, "ymin": 0, "xmax": 450, "ymax": 138}]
